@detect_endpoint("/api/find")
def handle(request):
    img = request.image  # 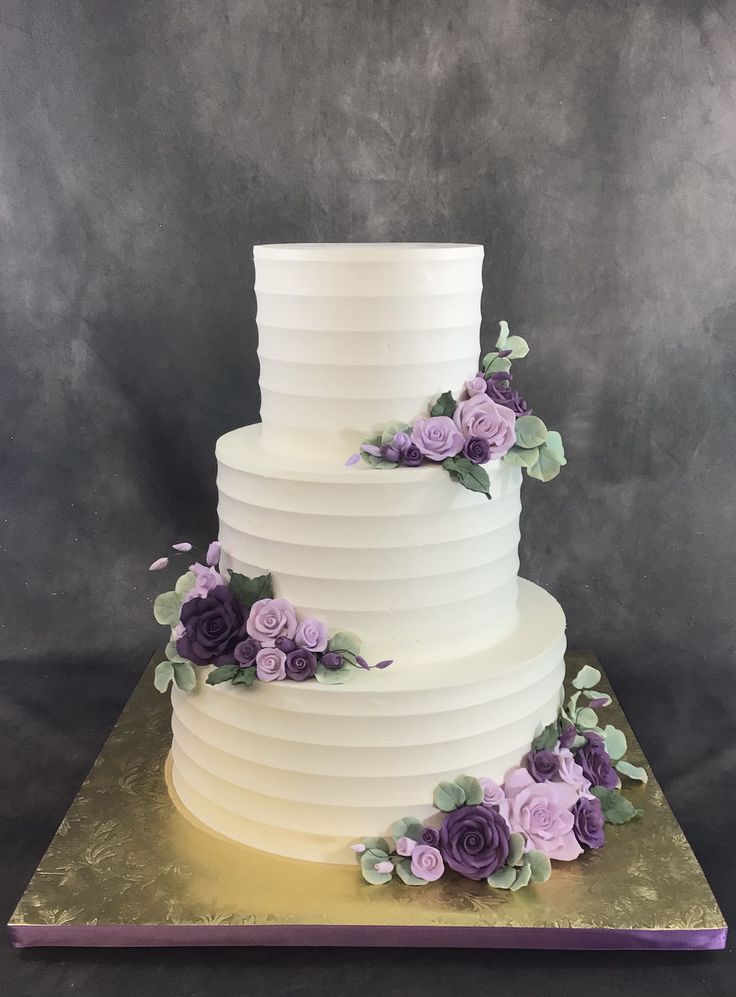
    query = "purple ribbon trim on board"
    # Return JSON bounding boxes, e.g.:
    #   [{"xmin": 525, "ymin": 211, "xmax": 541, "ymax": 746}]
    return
[{"xmin": 7, "ymin": 923, "xmax": 728, "ymax": 950}]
